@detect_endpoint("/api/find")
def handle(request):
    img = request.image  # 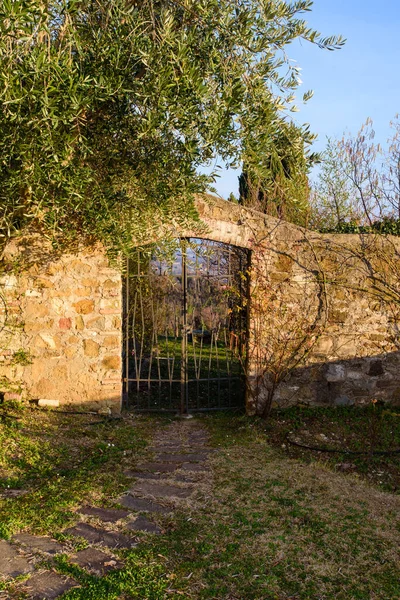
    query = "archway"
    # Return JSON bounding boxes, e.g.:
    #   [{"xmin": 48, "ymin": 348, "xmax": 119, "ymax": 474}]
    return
[{"xmin": 122, "ymin": 238, "xmax": 250, "ymax": 413}]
